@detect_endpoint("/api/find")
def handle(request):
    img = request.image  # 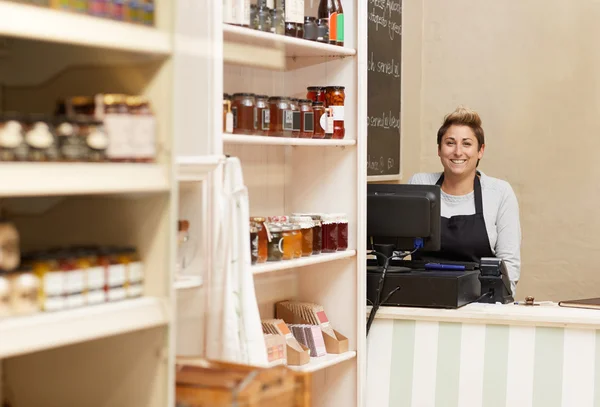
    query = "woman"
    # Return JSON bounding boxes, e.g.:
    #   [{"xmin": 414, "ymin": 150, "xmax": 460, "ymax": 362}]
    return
[{"xmin": 408, "ymin": 106, "xmax": 521, "ymax": 295}]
